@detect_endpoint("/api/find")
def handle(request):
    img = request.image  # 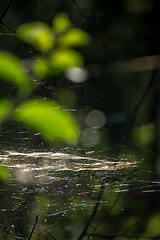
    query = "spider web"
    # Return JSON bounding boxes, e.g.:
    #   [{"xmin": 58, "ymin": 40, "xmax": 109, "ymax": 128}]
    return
[{"xmin": 0, "ymin": 1, "xmax": 160, "ymax": 239}]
